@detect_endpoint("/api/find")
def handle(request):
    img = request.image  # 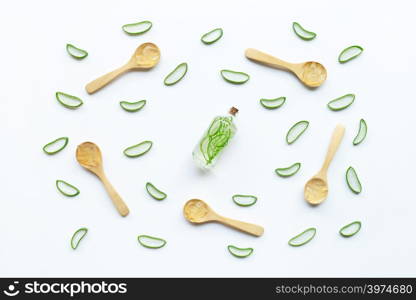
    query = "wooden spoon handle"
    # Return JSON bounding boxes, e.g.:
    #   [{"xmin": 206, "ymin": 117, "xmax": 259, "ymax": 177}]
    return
[
  {"xmin": 245, "ymin": 48, "xmax": 293, "ymax": 71},
  {"xmin": 99, "ymin": 174, "xmax": 130, "ymax": 217},
  {"xmin": 217, "ymin": 216, "xmax": 264, "ymax": 237},
  {"xmin": 85, "ymin": 64, "xmax": 130, "ymax": 94},
  {"xmin": 321, "ymin": 124, "xmax": 345, "ymax": 173}
]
